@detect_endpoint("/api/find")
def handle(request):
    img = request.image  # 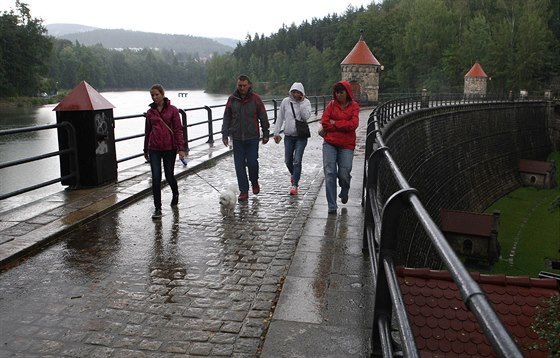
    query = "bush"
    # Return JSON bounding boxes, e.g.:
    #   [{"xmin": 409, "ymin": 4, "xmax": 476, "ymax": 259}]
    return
[{"xmin": 531, "ymin": 294, "xmax": 560, "ymax": 357}]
